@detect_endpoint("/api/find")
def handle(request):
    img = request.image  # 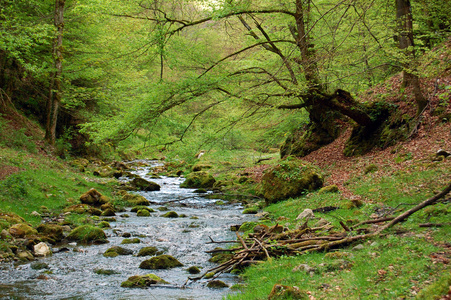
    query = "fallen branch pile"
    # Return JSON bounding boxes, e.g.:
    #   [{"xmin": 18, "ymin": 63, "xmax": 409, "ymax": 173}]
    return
[{"xmin": 188, "ymin": 181, "xmax": 451, "ymax": 283}]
